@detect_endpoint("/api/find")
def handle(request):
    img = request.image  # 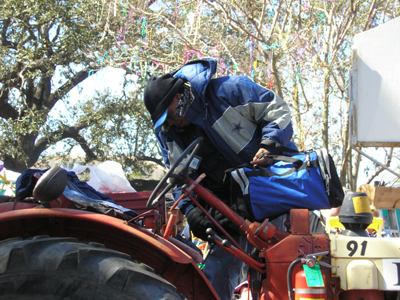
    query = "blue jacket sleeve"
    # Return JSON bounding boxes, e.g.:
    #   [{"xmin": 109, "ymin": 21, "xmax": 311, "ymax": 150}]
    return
[
  {"xmin": 155, "ymin": 127, "xmax": 171, "ymax": 168},
  {"xmin": 225, "ymin": 77, "xmax": 295, "ymax": 152}
]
